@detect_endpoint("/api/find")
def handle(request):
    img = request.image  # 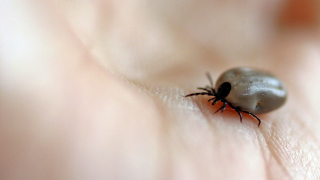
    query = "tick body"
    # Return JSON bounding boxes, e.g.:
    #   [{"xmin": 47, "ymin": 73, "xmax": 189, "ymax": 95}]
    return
[{"xmin": 185, "ymin": 67, "xmax": 287, "ymax": 127}]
